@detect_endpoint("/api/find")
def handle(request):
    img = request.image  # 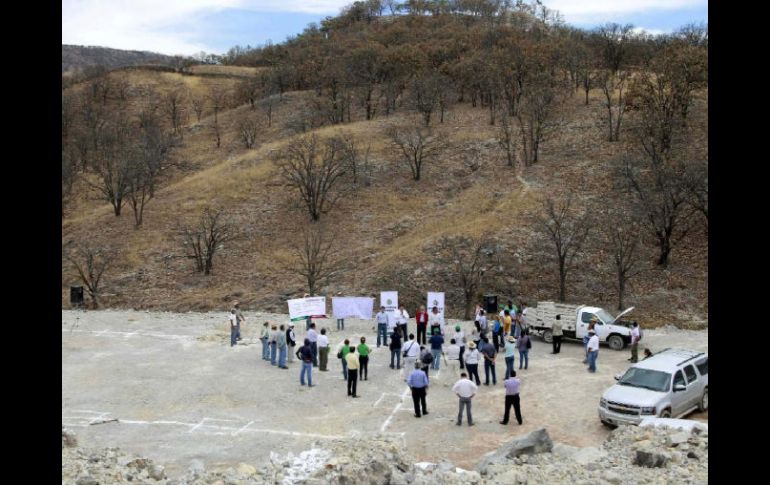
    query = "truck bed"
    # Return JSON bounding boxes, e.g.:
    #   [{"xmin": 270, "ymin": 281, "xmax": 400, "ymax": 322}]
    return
[{"xmin": 530, "ymin": 301, "xmax": 581, "ymax": 332}]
